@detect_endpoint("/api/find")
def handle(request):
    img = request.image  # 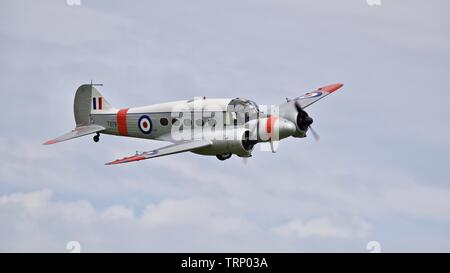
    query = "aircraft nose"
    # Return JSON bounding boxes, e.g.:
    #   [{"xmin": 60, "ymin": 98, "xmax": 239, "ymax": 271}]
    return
[{"xmin": 319, "ymin": 83, "xmax": 344, "ymax": 93}]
